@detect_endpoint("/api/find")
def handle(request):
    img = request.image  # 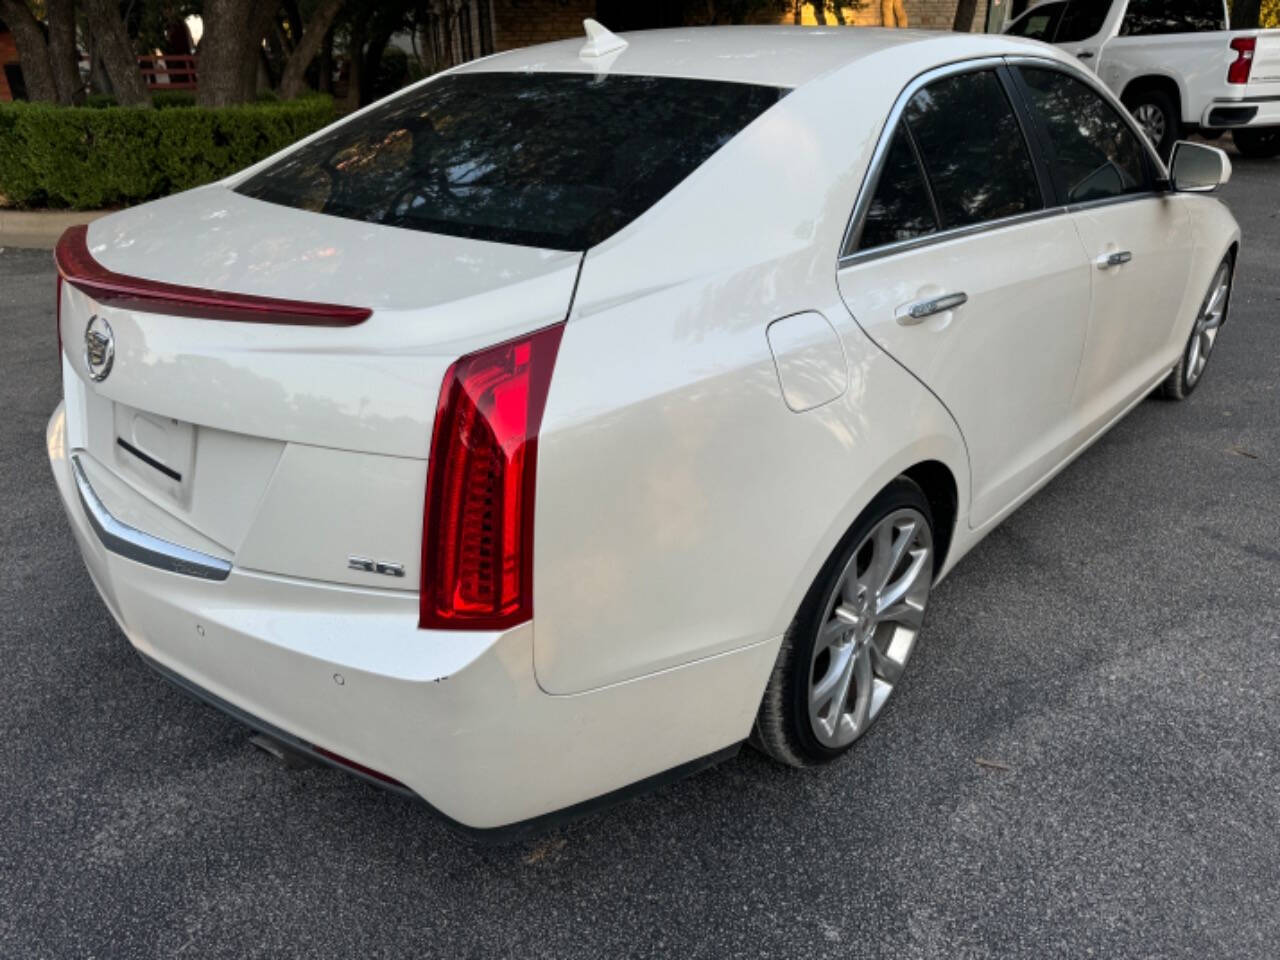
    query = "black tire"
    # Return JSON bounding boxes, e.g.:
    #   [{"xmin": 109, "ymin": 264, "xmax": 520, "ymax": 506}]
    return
[
  {"xmin": 1123, "ymin": 87, "xmax": 1179, "ymax": 160},
  {"xmin": 1233, "ymin": 127, "xmax": 1280, "ymax": 159},
  {"xmin": 751, "ymin": 477, "xmax": 935, "ymax": 767},
  {"xmin": 1160, "ymin": 254, "xmax": 1234, "ymax": 401}
]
